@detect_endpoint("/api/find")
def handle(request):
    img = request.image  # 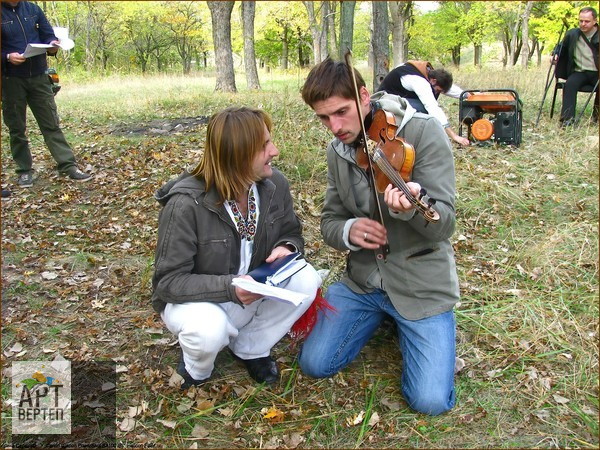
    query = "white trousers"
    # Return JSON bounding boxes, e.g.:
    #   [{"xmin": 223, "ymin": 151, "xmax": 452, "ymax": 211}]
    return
[{"xmin": 161, "ymin": 264, "xmax": 322, "ymax": 381}]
